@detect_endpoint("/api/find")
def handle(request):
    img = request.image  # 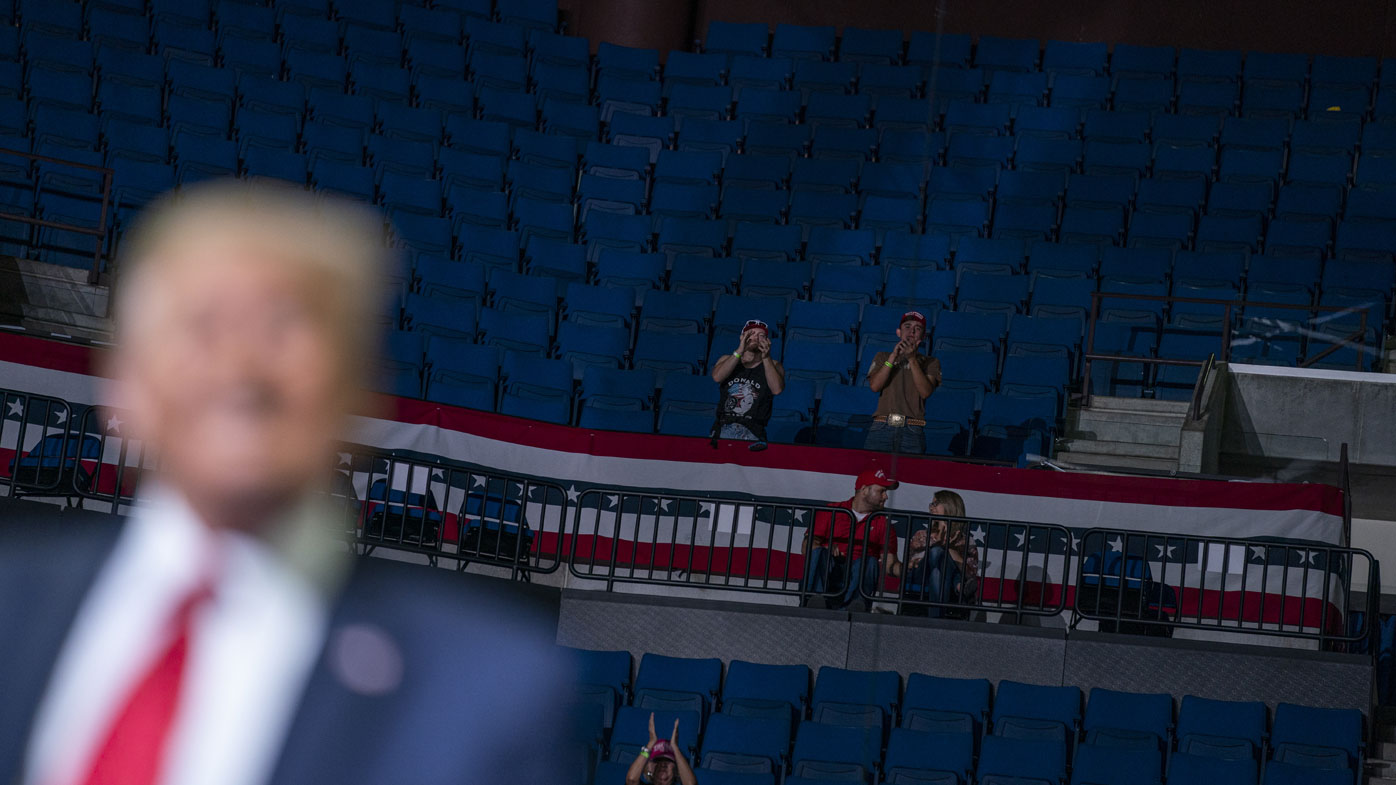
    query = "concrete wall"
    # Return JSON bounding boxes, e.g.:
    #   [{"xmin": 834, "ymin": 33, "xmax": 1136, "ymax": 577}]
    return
[
  {"xmin": 556, "ymin": 590, "xmax": 1374, "ymax": 716},
  {"xmin": 1222, "ymin": 365, "xmax": 1396, "ymax": 467}
]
